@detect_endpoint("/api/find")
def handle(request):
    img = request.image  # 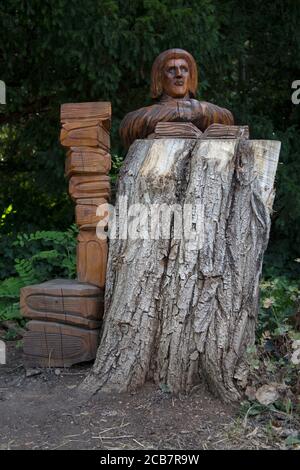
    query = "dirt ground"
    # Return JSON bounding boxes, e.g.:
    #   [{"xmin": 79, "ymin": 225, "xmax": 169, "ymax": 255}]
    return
[{"xmin": 0, "ymin": 341, "xmax": 295, "ymax": 450}]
